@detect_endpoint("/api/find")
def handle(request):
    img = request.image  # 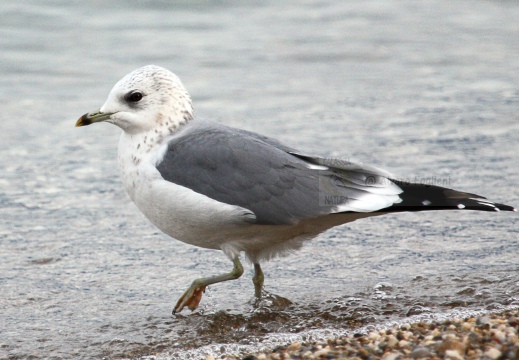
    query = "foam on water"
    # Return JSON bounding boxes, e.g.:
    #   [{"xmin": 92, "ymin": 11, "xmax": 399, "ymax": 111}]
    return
[{"xmin": 147, "ymin": 305, "xmax": 519, "ymax": 360}]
